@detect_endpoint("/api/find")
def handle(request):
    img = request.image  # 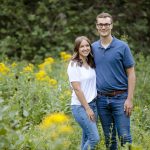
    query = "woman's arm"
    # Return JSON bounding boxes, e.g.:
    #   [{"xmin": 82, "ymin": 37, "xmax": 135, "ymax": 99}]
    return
[{"xmin": 71, "ymin": 81, "xmax": 95, "ymax": 122}]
